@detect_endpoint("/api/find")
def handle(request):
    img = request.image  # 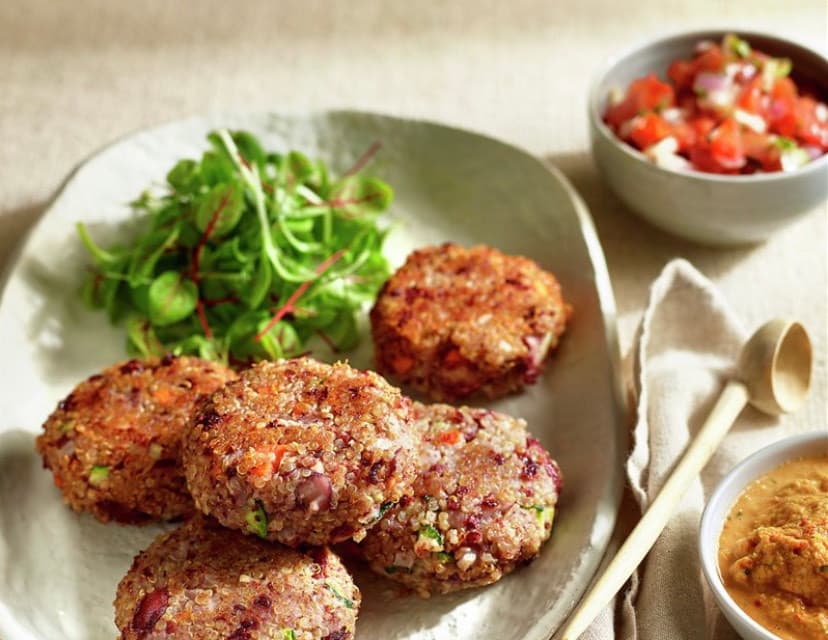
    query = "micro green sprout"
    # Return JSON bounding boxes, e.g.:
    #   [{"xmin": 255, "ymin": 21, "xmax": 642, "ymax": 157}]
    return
[{"xmin": 78, "ymin": 129, "xmax": 392, "ymax": 364}]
